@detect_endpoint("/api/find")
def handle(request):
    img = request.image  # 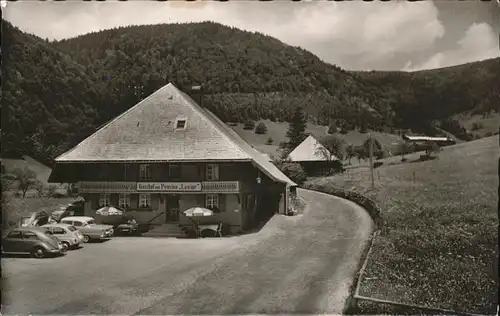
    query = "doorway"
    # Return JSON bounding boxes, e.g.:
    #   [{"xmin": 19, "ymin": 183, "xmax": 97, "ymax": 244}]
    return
[{"xmin": 166, "ymin": 195, "xmax": 180, "ymax": 223}]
